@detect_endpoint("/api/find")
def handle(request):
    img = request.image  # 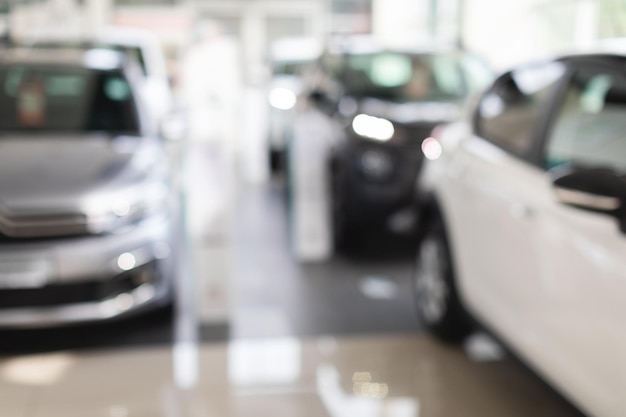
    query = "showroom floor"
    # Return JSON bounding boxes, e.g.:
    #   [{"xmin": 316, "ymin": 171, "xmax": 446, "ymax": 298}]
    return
[
  {"xmin": 0, "ymin": 34, "xmax": 585, "ymax": 413},
  {"xmin": 0, "ymin": 334, "xmax": 583, "ymax": 417},
  {"xmin": 0, "ymin": 138, "xmax": 584, "ymax": 417}
]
